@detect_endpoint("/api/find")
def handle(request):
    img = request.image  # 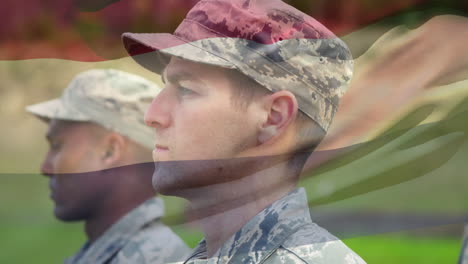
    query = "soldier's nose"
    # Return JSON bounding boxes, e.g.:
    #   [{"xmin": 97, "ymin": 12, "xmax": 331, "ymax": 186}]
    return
[
  {"xmin": 40, "ymin": 159, "xmax": 53, "ymax": 177},
  {"xmin": 145, "ymin": 88, "xmax": 172, "ymax": 129}
]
